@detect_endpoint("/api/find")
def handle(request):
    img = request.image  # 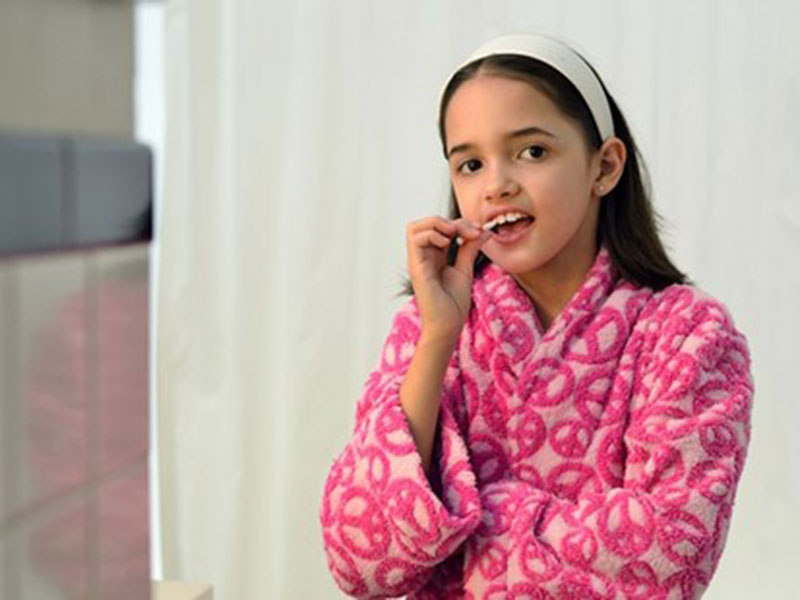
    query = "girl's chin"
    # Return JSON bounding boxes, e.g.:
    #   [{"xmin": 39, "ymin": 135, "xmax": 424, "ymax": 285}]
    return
[
  {"xmin": 485, "ymin": 253, "xmax": 542, "ymax": 272},
  {"xmin": 483, "ymin": 244, "xmax": 556, "ymax": 273}
]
